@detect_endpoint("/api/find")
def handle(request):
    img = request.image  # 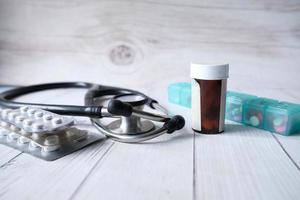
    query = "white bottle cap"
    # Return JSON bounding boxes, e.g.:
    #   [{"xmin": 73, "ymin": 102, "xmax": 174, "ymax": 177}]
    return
[{"xmin": 190, "ymin": 63, "xmax": 229, "ymax": 80}]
